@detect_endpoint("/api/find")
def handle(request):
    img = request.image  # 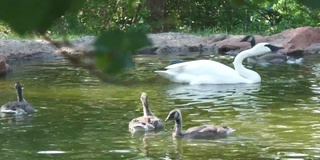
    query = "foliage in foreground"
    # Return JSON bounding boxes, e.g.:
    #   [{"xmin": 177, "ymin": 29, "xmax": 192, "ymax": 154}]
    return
[
  {"xmin": 47, "ymin": 0, "xmax": 320, "ymax": 35},
  {"xmin": 0, "ymin": 0, "xmax": 319, "ymax": 81}
]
